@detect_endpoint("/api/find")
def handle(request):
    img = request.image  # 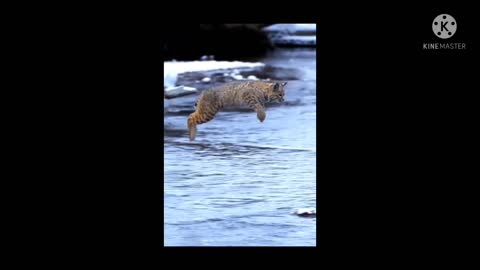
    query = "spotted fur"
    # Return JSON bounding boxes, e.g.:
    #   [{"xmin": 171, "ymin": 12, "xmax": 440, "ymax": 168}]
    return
[{"xmin": 187, "ymin": 81, "xmax": 287, "ymax": 141}]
